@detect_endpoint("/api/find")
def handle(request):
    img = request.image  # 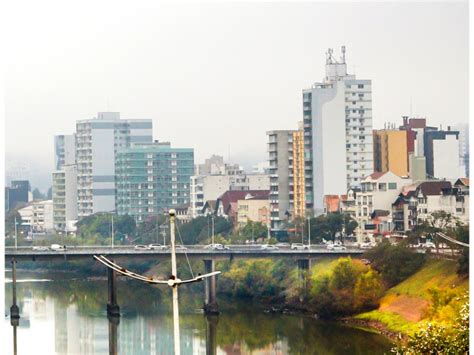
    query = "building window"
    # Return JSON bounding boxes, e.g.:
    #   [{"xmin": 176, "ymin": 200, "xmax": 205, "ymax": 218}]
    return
[
  {"xmin": 388, "ymin": 182, "xmax": 397, "ymax": 190},
  {"xmin": 378, "ymin": 183, "xmax": 387, "ymax": 191},
  {"xmin": 358, "ymin": 84, "xmax": 364, "ymax": 89}
]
